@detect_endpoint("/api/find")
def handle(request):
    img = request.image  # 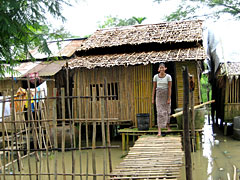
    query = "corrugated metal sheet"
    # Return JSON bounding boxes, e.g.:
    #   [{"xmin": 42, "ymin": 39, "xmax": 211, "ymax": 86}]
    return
[
  {"xmin": 4, "ymin": 61, "xmax": 66, "ymax": 78},
  {"xmin": 30, "ymin": 39, "xmax": 86, "ymax": 60},
  {"xmin": 24, "ymin": 61, "xmax": 66, "ymax": 77},
  {"xmin": 4, "ymin": 62, "xmax": 41, "ymax": 77}
]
